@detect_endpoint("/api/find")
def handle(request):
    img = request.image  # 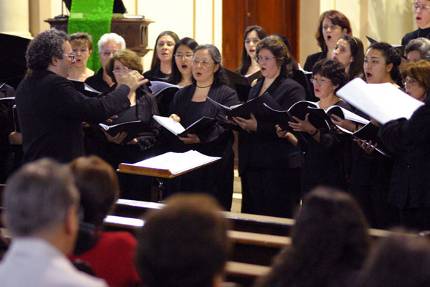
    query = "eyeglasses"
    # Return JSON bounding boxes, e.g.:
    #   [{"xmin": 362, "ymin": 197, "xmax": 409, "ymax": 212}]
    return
[
  {"xmin": 404, "ymin": 77, "xmax": 420, "ymax": 86},
  {"xmin": 63, "ymin": 53, "xmax": 76, "ymax": 61},
  {"xmin": 413, "ymin": 2, "xmax": 430, "ymax": 10},
  {"xmin": 255, "ymin": 56, "xmax": 276, "ymax": 63},
  {"xmin": 175, "ymin": 53, "xmax": 193, "ymax": 60},
  {"xmin": 310, "ymin": 77, "xmax": 331, "ymax": 86},
  {"xmin": 192, "ymin": 58, "xmax": 214, "ymax": 68}
]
